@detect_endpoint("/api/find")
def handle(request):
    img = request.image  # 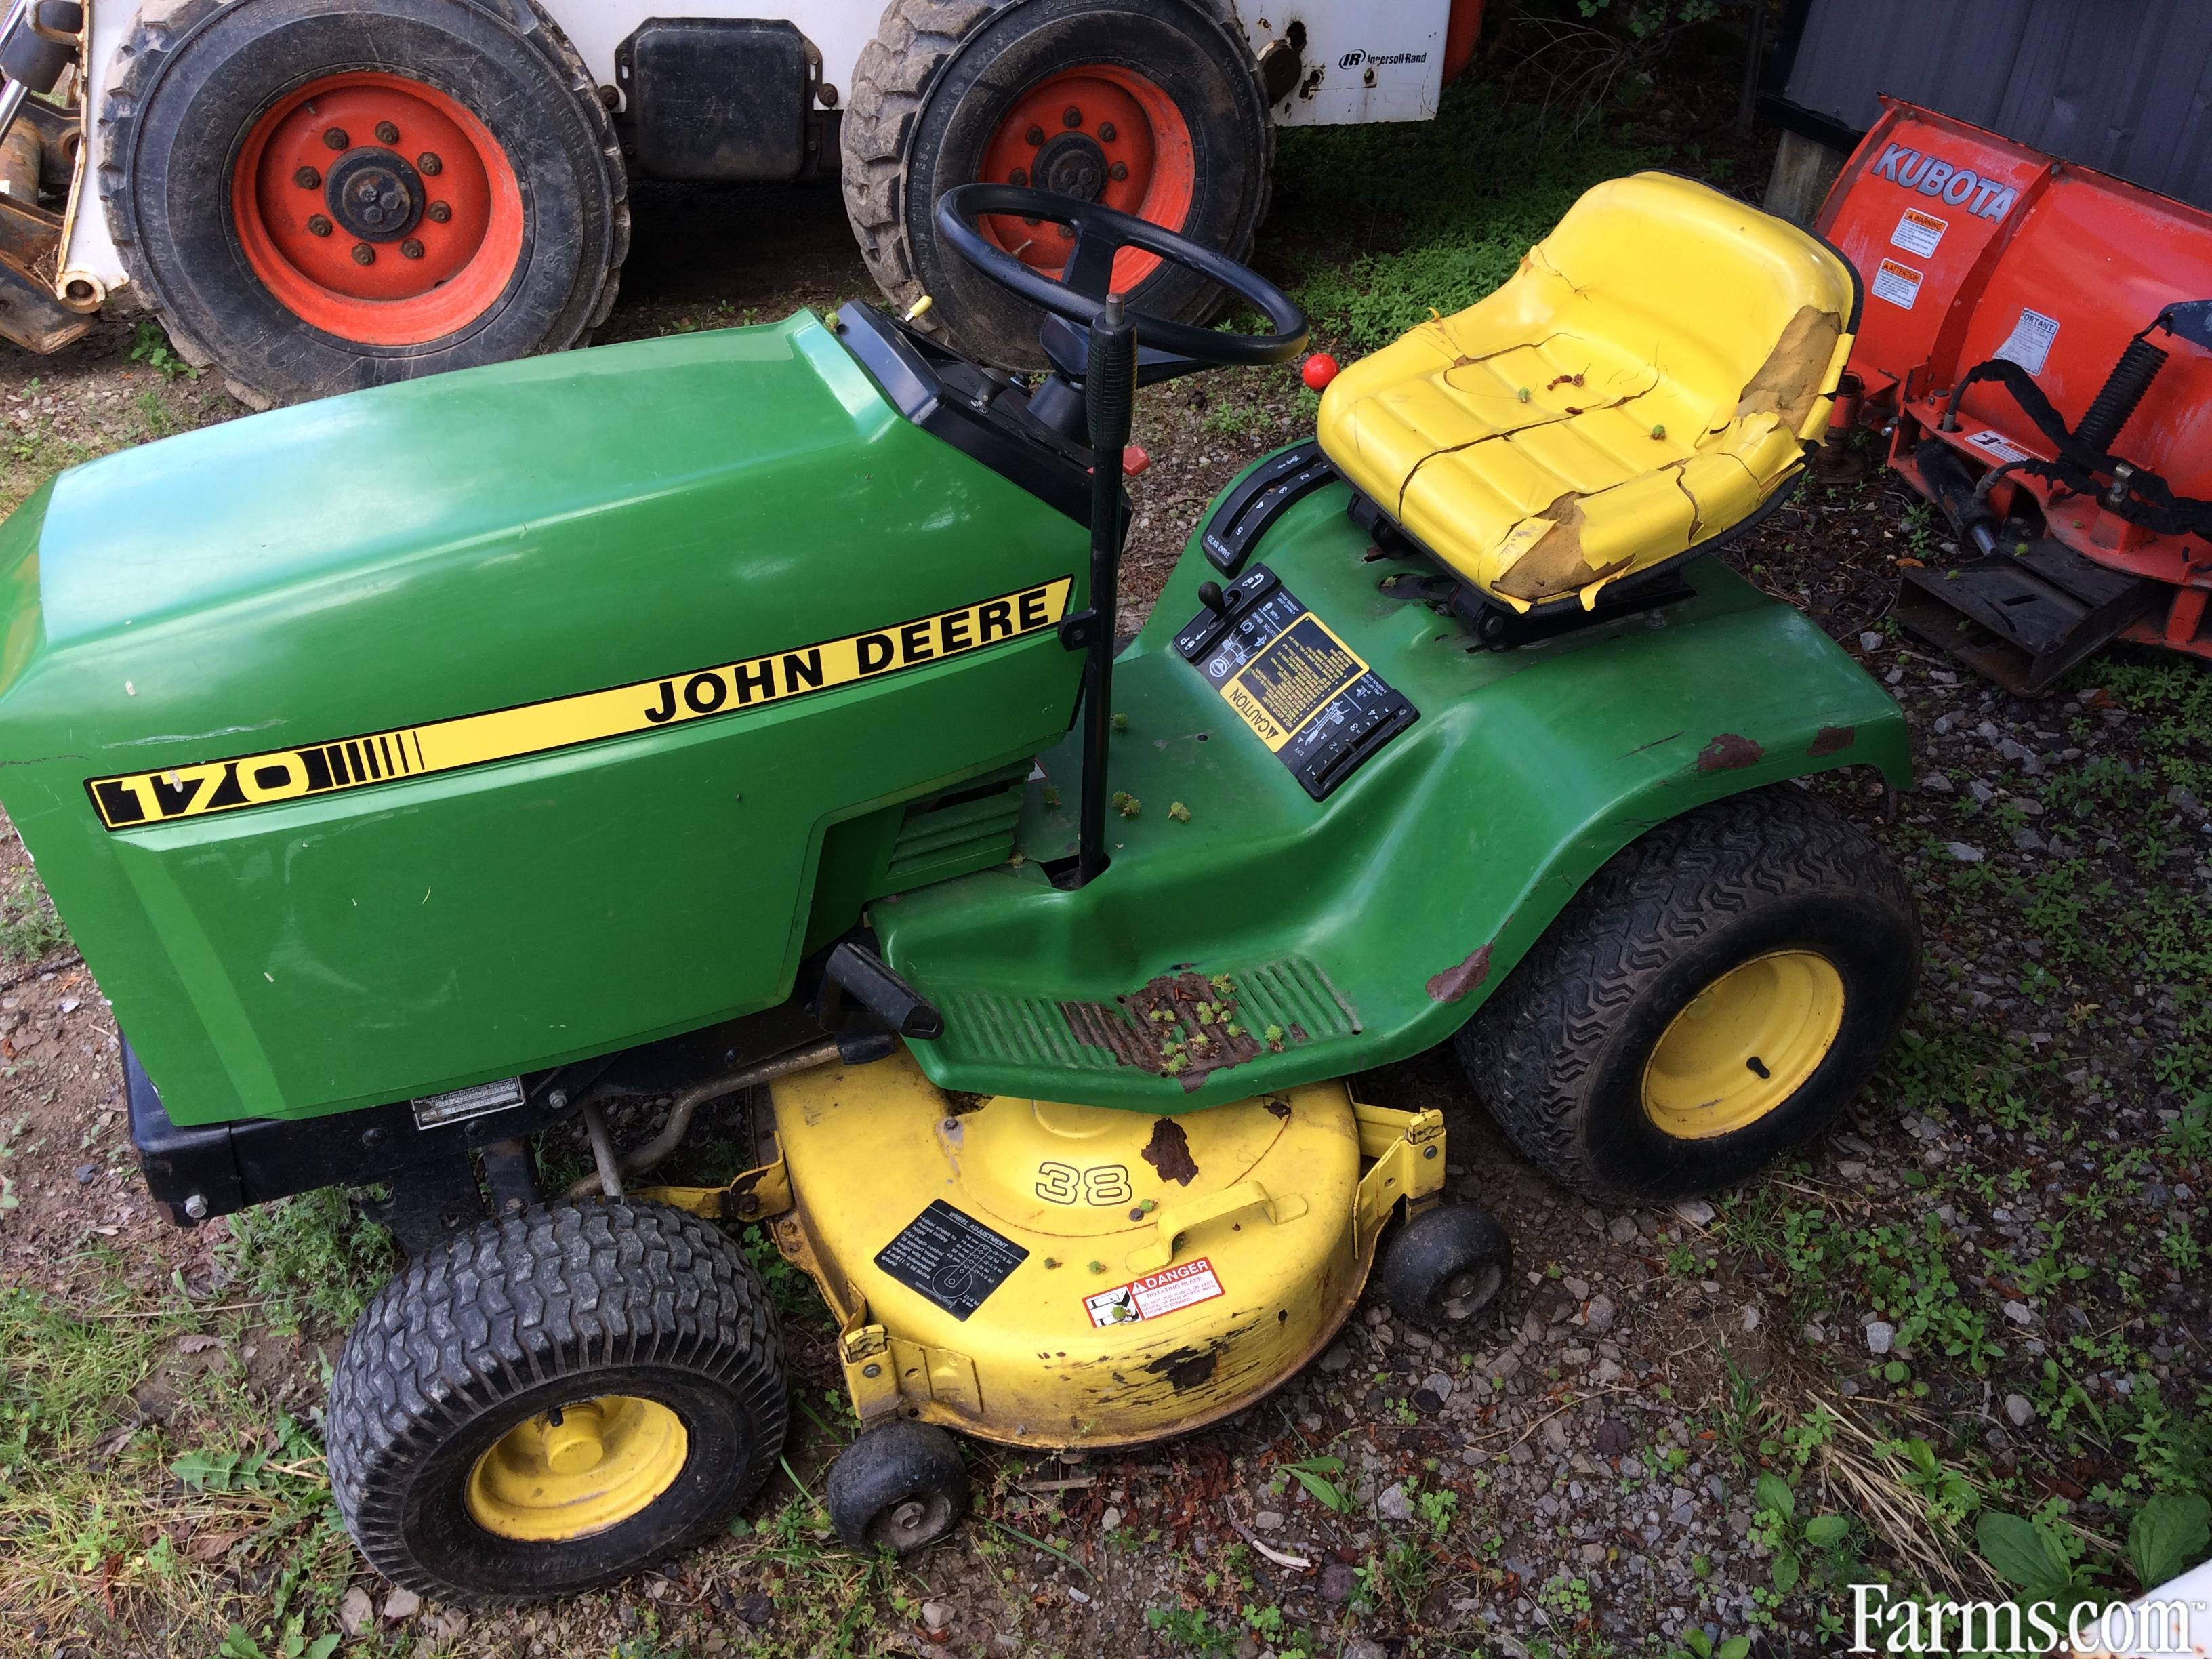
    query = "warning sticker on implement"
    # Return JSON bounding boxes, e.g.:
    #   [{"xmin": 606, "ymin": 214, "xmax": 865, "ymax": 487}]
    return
[
  {"xmin": 84, "ymin": 577, "xmax": 1073, "ymax": 831},
  {"xmin": 1993, "ymin": 307, "xmax": 2061, "ymax": 377},
  {"xmin": 1963, "ymin": 428, "xmax": 2033, "ymax": 465},
  {"xmin": 1871, "ymin": 258, "xmax": 1923, "ymax": 310},
  {"xmin": 875, "ymin": 1200, "xmax": 1029, "ymax": 1322},
  {"xmin": 1890, "ymin": 207, "xmax": 1946, "ymax": 258},
  {"xmin": 1084, "ymin": 1258, "xmax": 1225, "ymax": 1328}
]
